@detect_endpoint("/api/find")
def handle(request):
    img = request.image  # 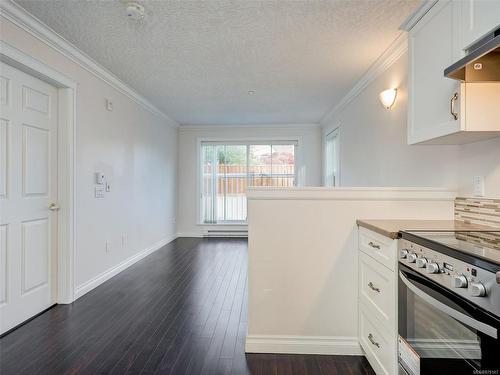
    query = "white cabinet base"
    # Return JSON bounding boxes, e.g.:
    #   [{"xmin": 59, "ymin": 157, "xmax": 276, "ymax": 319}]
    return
[{"xmin": 358, "ymin": 228, "xmax": 398, "ymax": 375}]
